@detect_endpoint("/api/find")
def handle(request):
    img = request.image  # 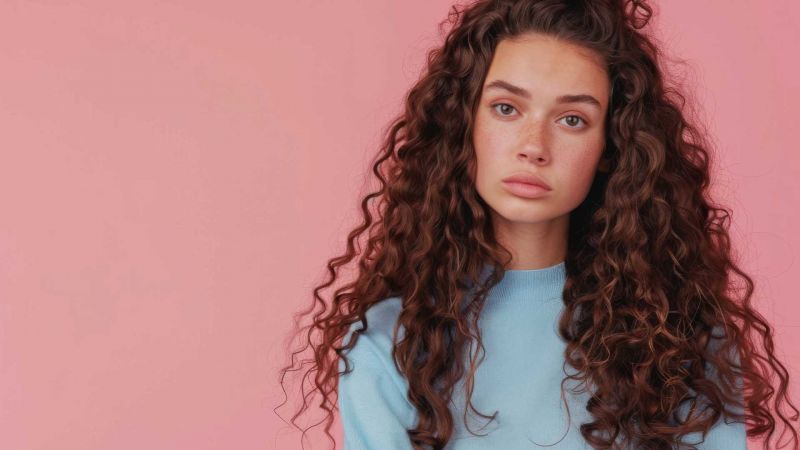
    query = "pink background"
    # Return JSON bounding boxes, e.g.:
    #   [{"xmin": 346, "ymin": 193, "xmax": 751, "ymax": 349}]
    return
[{"xmin": 1, "ymin": 1, "xmax": 797, "ymax": 449}]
